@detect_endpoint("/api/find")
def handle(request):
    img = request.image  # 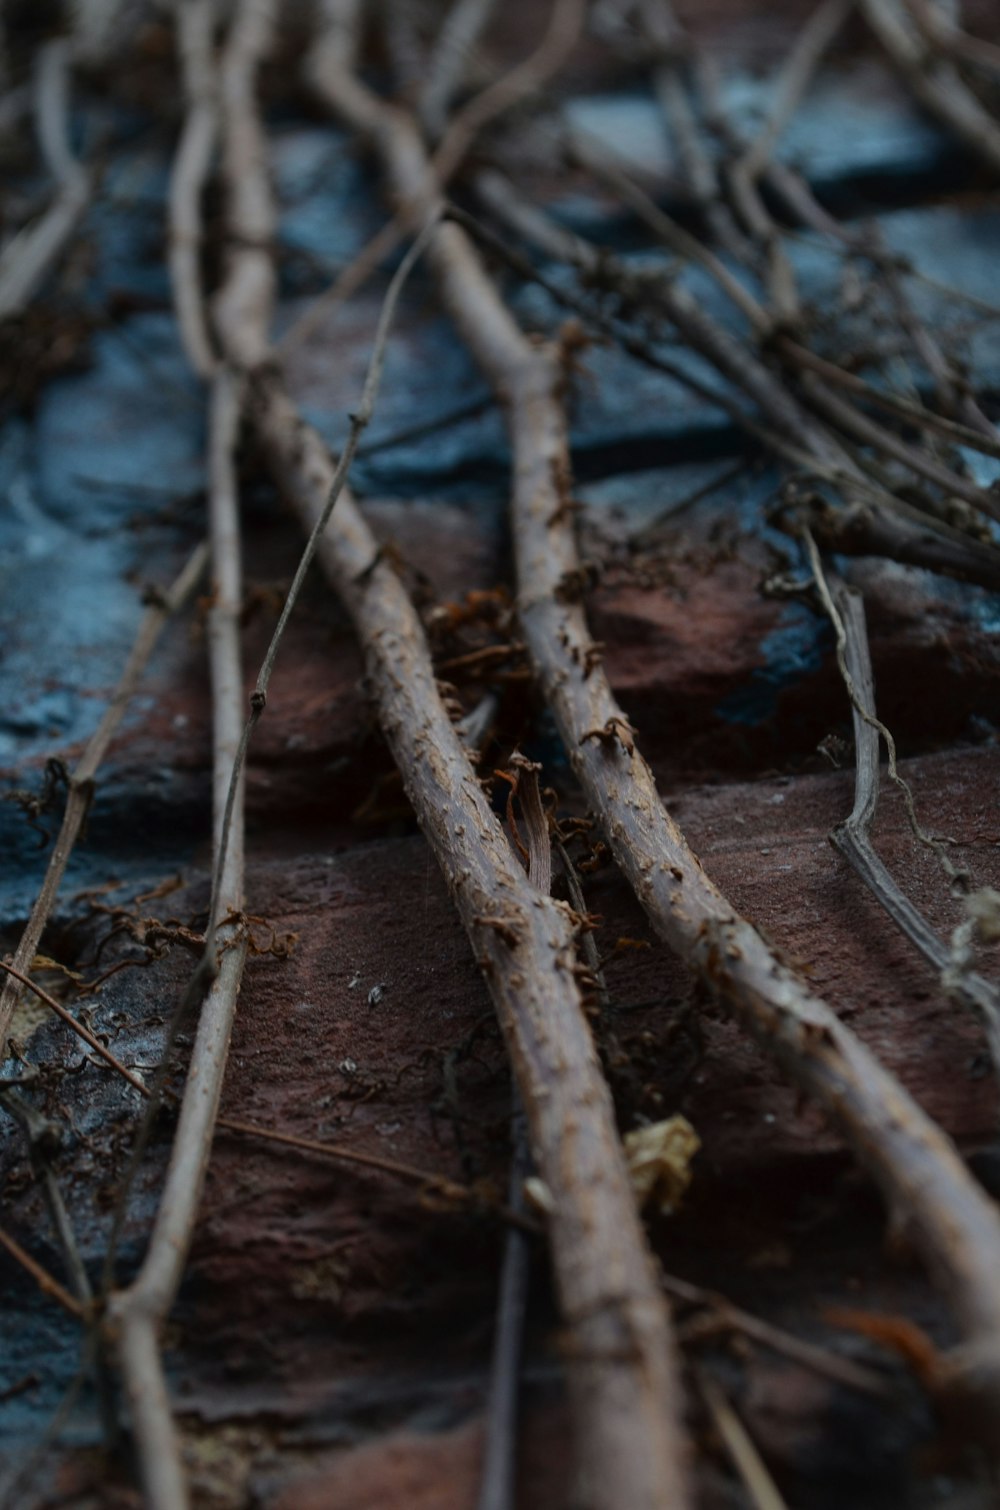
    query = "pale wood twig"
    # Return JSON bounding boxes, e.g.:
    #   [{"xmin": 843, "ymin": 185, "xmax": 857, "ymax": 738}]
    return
[
  {"xmin": 0, "ymin": 41, "xmax": 90, "ymax": 319},
  {"xmin": 106, "ymin": 15, "xmax": 267, "ymax": 1501},
  {"xmin": 108, "ymin": 370, "xmax": 249, "ymax": 1510},
  {"xmin": 228, "ymin": 17, "xmax": 696, "ymax": 1501},
  {"xmin": 420, "ymin": 0, "xmax": 500, "ymax": 140},
  {"xmin": 696, "ymin": 1368, "xmax": 790, "ymax": 1510},
  {"xmin": 281, "ymin": 0, "xmax": 584, "ymax": 356},
  {"xmin": 169, "ymin": 0, "xmax": 220, "ymax": 378}
]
